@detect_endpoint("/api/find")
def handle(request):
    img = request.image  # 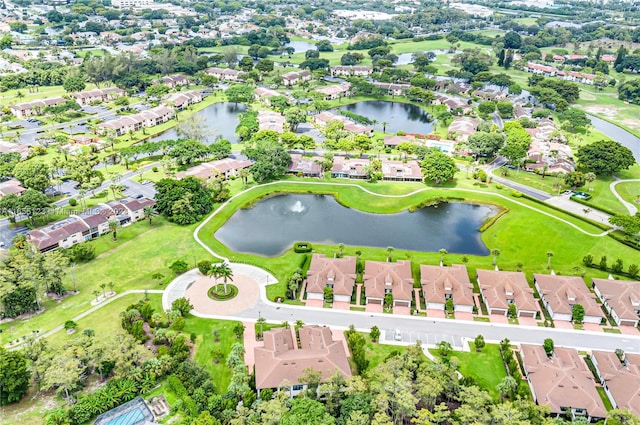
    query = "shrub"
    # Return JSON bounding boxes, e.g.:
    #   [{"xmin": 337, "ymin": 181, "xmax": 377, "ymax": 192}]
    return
[
  {"xmin": 64, "ymin": 243, "xmax": 96, "ymax": 263},
  {"xmin": 152, "ymin": 166, "xmax": 158, "ymax": 172},
  {"xmin": 68, "ymin": 198, "xmax": 77, "ymax": 206},
  {"xmin": 511, "ymin": 190, "xmax": 523, "ymax": 198},
  {"xmin": 170, "ymin": 260, "xmax": 189, "ymax": 274},
  {"xmin": 197, "ymin": 260, "xmax": 211, "ymax": 275},
  {"xmin": 64, "ymin": 320, "xmax": 77, "ymax": 330},
  {"xmin": 293, "ymin": 242, "xmax": 313, "ymax": 253}
]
